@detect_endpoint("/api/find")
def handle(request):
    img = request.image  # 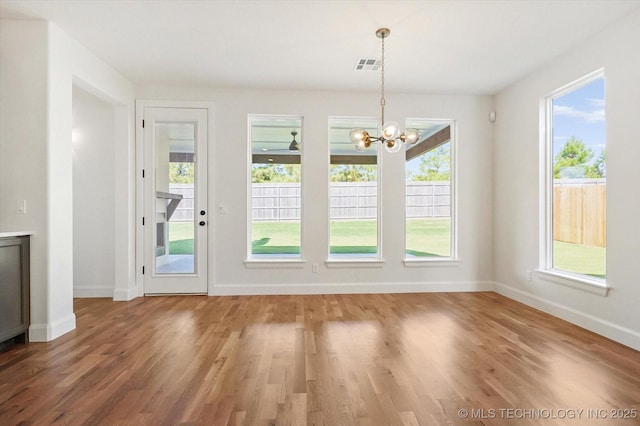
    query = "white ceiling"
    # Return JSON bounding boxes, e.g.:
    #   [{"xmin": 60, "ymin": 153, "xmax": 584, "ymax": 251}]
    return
[{"xmin": 1, "ymin": 0, "xmax": 638, "ymax": 95}]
